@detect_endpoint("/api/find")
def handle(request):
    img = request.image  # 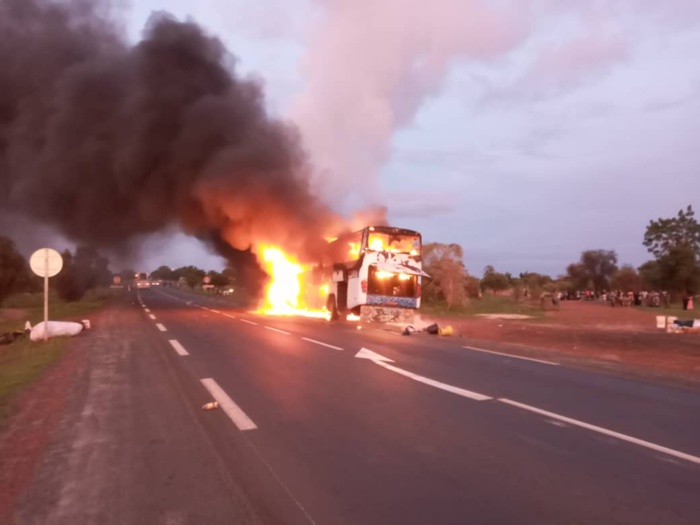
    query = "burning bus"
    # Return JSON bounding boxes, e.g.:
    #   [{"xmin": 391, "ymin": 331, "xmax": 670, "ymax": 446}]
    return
[{"xmin": 307, "ymin": 226, "xmax": 430, "ymax": 323}]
